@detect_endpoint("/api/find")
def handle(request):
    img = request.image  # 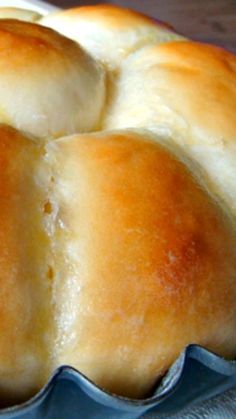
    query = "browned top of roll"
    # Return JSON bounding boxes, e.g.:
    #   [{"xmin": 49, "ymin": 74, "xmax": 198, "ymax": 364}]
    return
[
  {"xmin": 104, "ymin": 41, "xmax": 236, "ymax": 215},
  {"xmin": 41, "ymin": 4, "xmax": 184, "ymax": 68},
  {"xmin": 0, "ymin": 3, "xmax": 235, "ymax": 404},
  {"xmin": 0, "ymin": 125, "xmax": 53, "ymax": 405},
  {"xmin": 46, "ymin": 129, "xmax": 236, "ymax": 398}
]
